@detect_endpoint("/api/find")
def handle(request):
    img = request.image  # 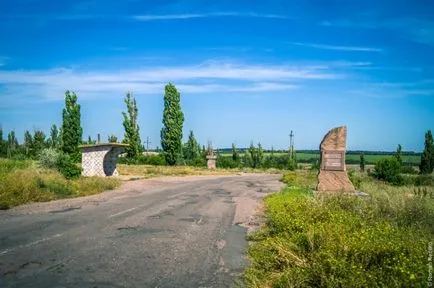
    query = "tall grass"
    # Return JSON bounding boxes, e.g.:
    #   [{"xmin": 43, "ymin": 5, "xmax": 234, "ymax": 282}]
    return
[
  {"xmin": 0, "ymin": 158, "xmax": 120, "ymax": 209},
  {"xmin": 245, "ymin": 171, "xmax": 433, "ymax": 287}
]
